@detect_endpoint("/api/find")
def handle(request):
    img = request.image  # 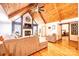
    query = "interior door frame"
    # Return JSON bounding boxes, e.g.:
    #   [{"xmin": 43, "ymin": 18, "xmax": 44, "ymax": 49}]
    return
[
  {"xmin": 61, "ymin": 23, "xmax": 70, "ymax": 42},
  {"xmin": 32, "ymin": 24, "xmax": 38, "ymax": 35}
]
